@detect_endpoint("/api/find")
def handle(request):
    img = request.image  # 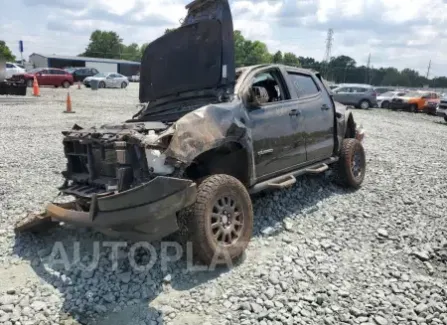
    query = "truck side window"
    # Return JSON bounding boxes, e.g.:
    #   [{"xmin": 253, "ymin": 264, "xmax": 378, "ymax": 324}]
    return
[
  {"xmin": 252, "ymin": 71, "xmax": 286, "ymax": 102},
  {"xmin": 287, "ymin": 73, "xmax": 320, "ymax": 97}
]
